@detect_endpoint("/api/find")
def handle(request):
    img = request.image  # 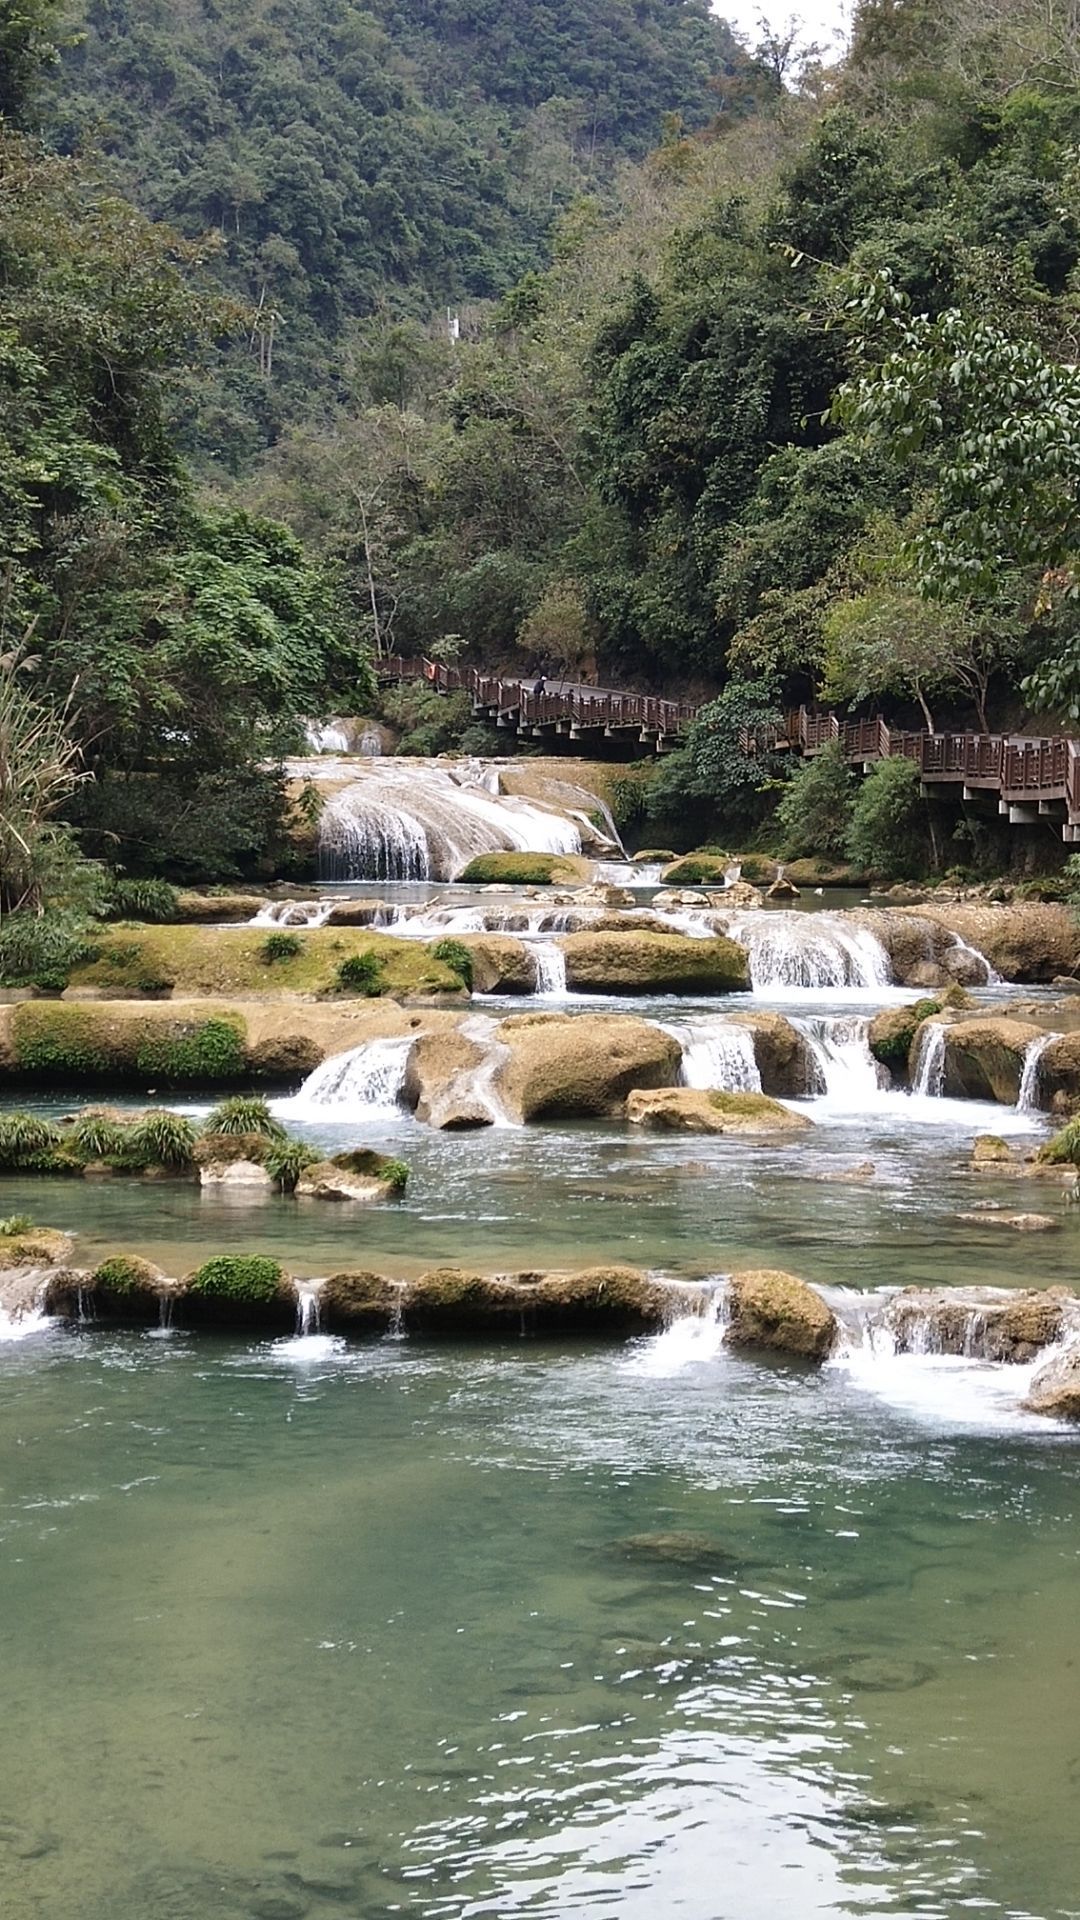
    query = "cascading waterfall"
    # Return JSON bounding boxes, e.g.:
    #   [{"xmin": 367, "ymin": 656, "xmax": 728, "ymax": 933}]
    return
[
  {"xmin": 528, "ymin": 943, "xmax": 568, "ymax": 998},
  {"xmin": 295, "ymin": 1285, "xmax": 323, "ymax": 1336},
  {"xmin": 793, "ymin": 1015, "xmax": 888, "ymax": 1104},
  {"xmin": 664, "ymin": 1020, "xmax": 762, "ymax": 1093},
  {"xmin": 305, "ymin": 721, "xmax": 351, "ymax": 754},
  {"xmin": 723, "ymin": 861, "xmax": 742, "ymax": 886},
  {"xmin": 911, "ymin": 1021, "xmax": 948, "ymax": 1097},
  {"xmin": 723, "ymin": 911, "xmax": 893, "ymax": 994},
  {"xmin": 947, "ymin": 932, "xmax": 1001, "ymax": 986},
  {"xmin": 316, "ymin": 762, "xmax": 587, "ymax": 882},
  {"xmin": 1017, "ymin": 1031, "xmax": 1054, "ymax": 1113},
  {"xmin": 251, "ymin": 899, "xmax": 335, "ymax": 929},
  {"xmin": 358, "ymin": 727, "xmax": 383, "ymax": 757},
  {"xmin": 625, "ymin": 1280, "xmax": 731, "ymax": 1376},
  {"xmin": 277, "ymin": 1035, "xmax": 415, "ymax": 1121}
]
